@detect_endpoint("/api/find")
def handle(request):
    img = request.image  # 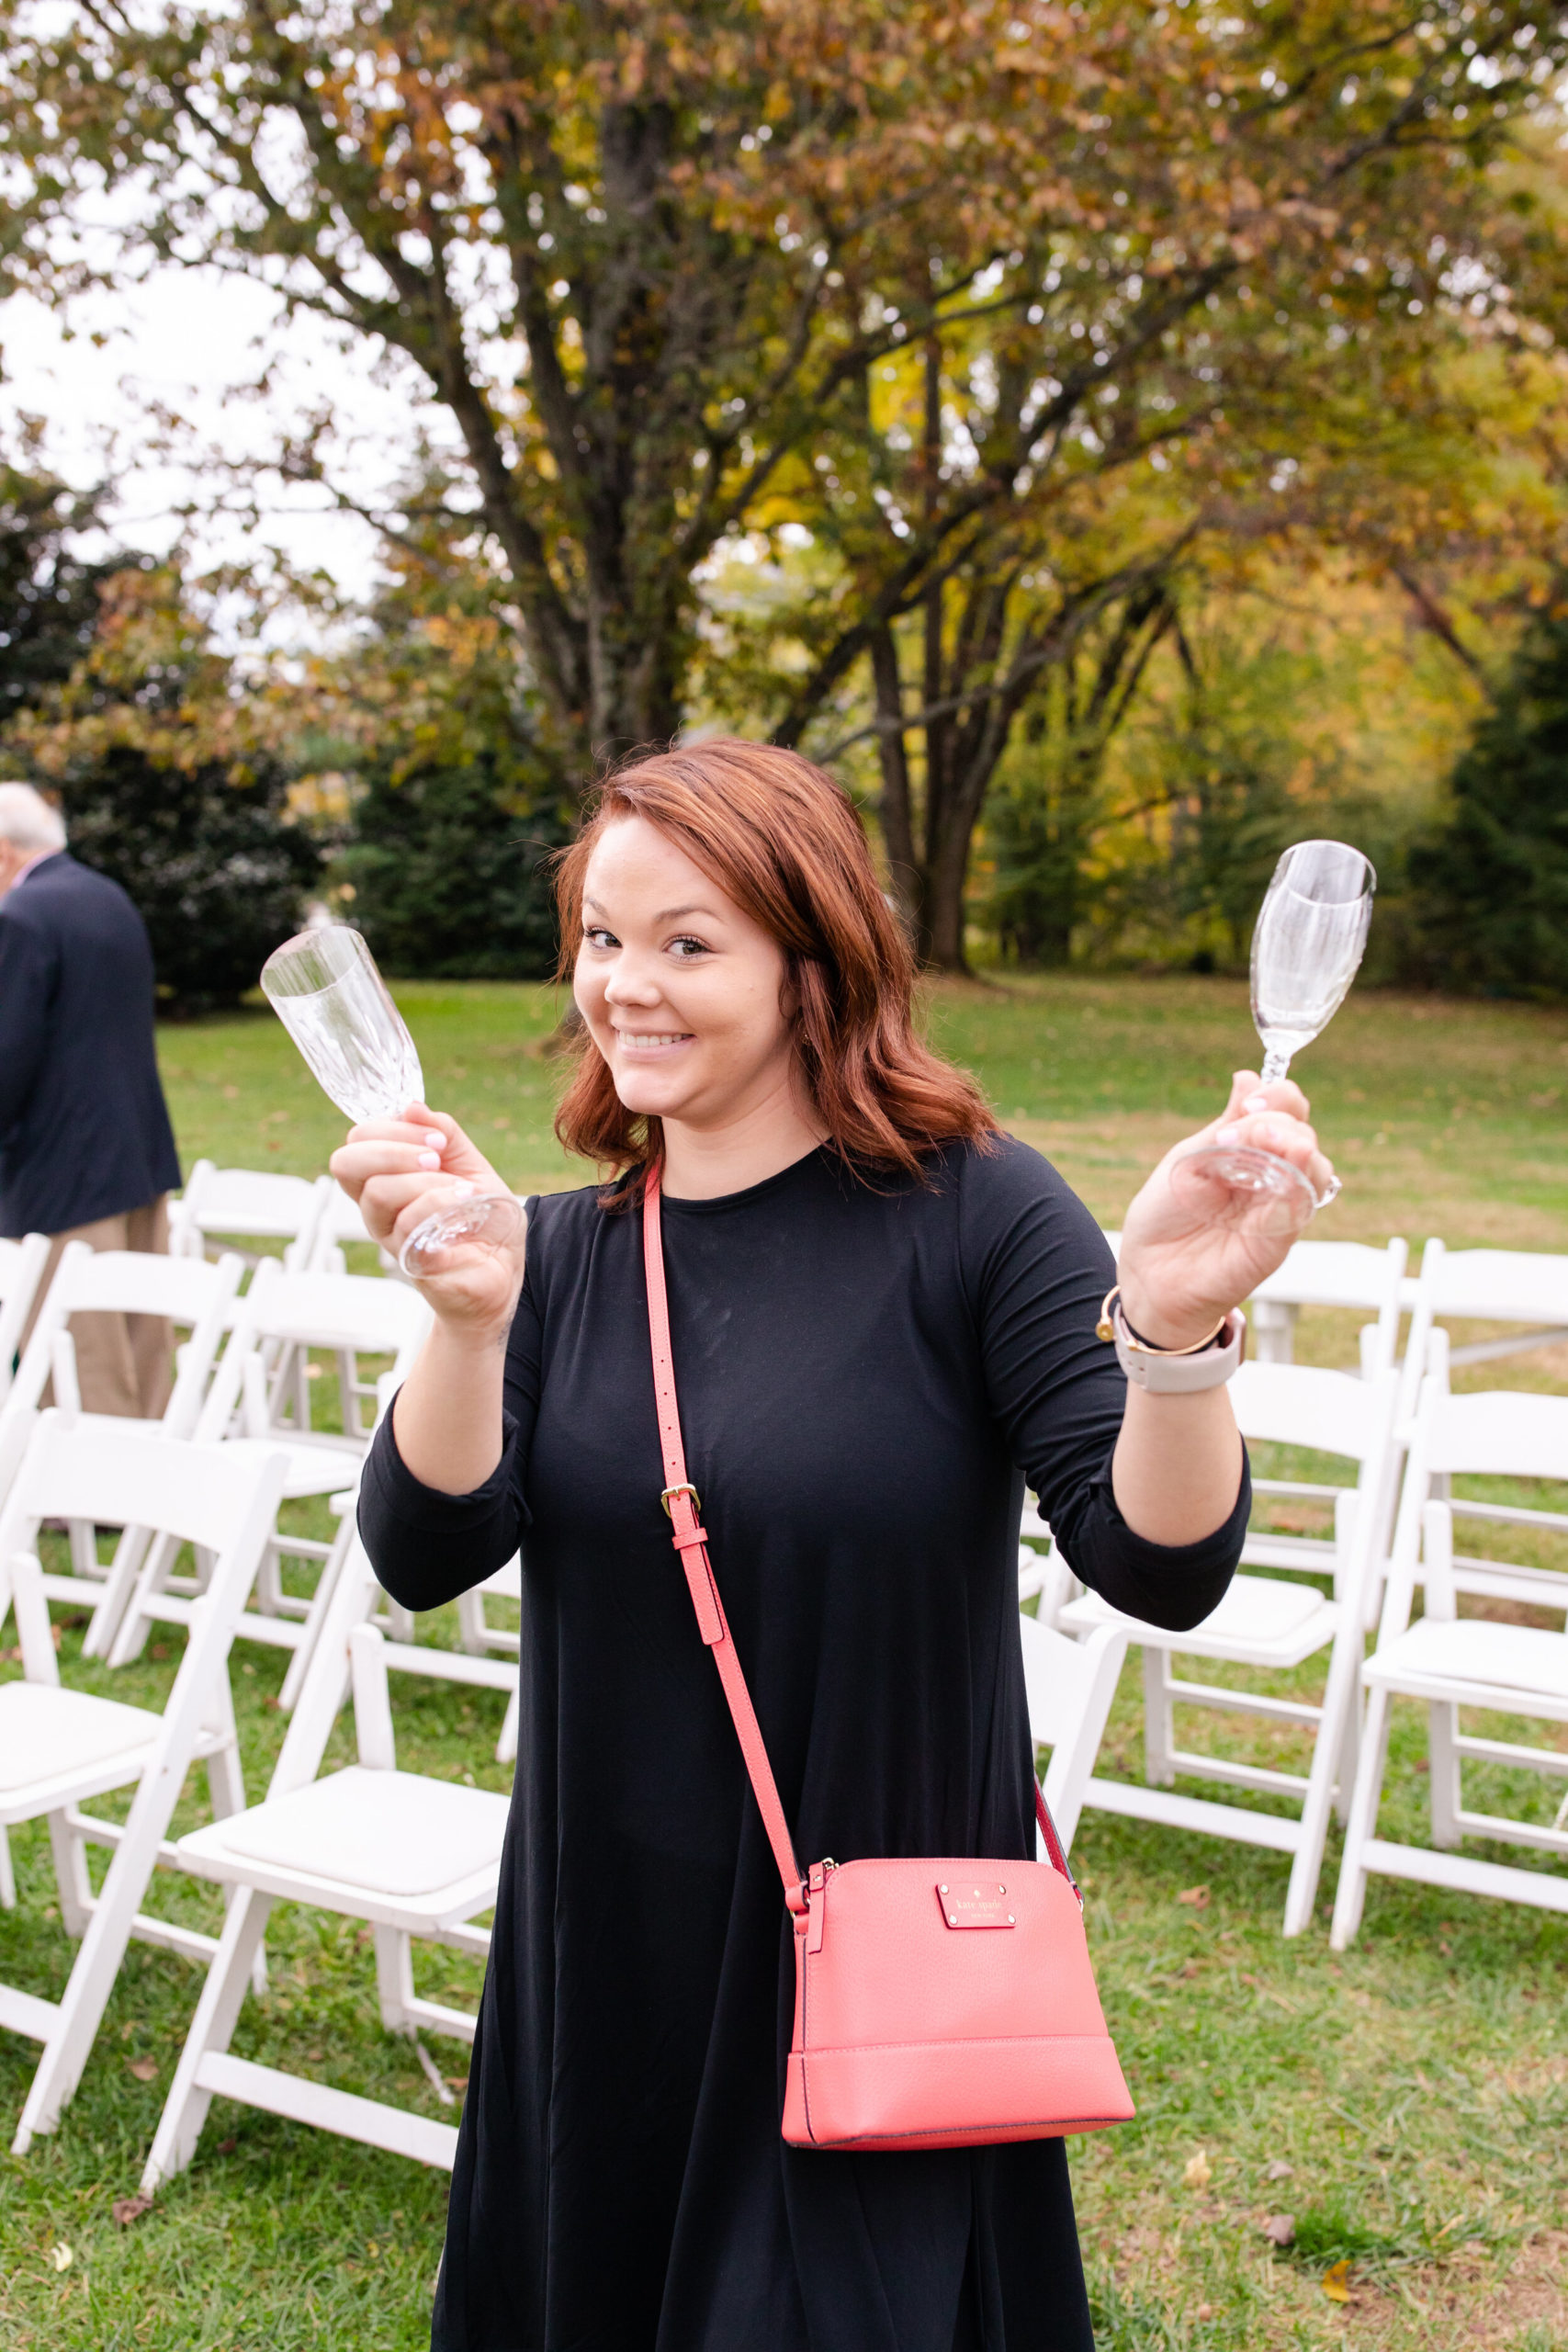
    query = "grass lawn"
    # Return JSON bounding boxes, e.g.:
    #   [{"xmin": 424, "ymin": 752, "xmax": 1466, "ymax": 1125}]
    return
[{"xmin": 4, "ymin": 974, "xmax": 1567, "ymax": 2350}]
